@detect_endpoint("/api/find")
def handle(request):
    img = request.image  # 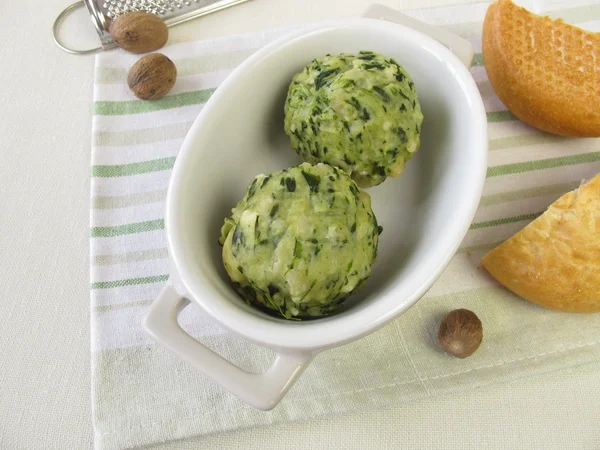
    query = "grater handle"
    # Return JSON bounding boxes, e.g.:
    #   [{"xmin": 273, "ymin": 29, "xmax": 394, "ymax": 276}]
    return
[
  {"xmin": 53, "ymin": 1, "xmax": 103, "ymax": 55},
  {"xmin": 54, "ymin": 0, "xmax": 253, "ymax": 55}
]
